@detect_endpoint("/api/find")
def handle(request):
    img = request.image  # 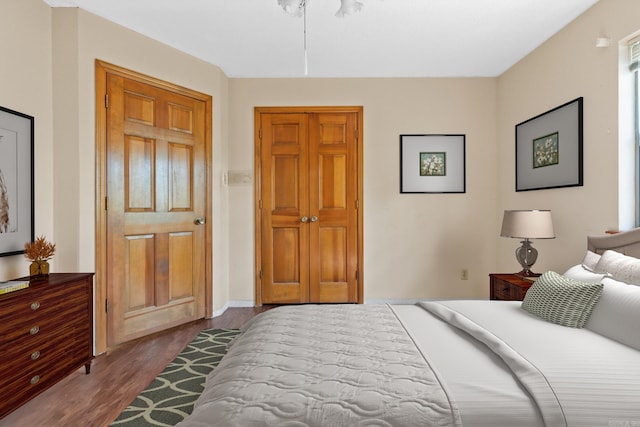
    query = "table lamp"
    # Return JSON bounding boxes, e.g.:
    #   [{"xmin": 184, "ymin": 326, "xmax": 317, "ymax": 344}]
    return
[{"xmin": 500, "ymin": 210, "xmax": 555, "ymax": 277}]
